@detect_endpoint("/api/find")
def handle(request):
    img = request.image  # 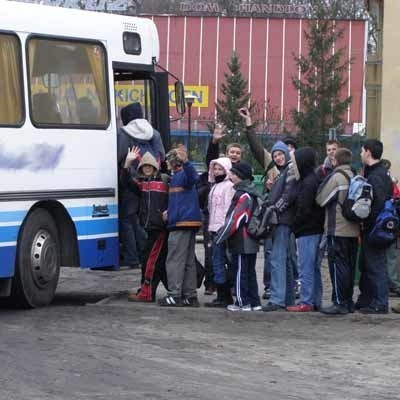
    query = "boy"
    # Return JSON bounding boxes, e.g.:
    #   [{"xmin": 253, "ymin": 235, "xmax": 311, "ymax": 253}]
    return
[
  {"xmin": 215, "ymin": 162, "xmax": 261, "ymax": 311},
  {"xmin": 122, "ymin": 148, "xmax": 169, "ymax": 302},
  {"xmin": 316, "ymin": 148, "xmax": 360, "ymax": 314},
  {"xmin": 159, "ymin": 146, "xmax": 202, "ymax": 307}
]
